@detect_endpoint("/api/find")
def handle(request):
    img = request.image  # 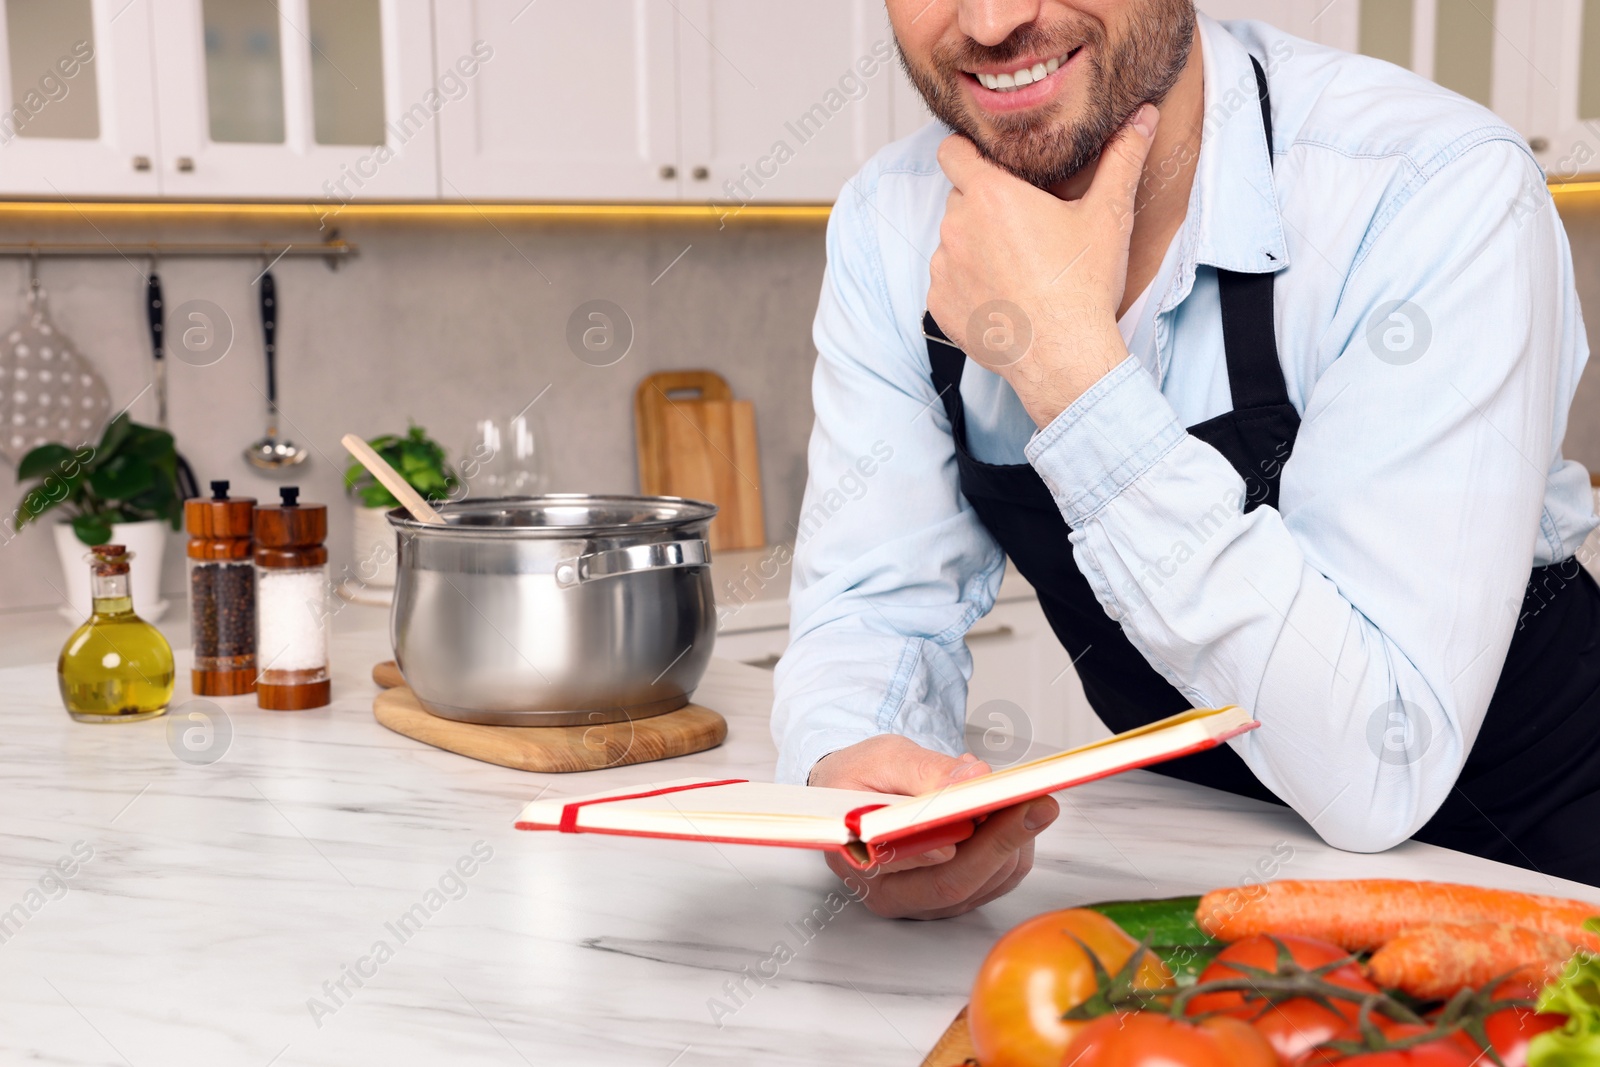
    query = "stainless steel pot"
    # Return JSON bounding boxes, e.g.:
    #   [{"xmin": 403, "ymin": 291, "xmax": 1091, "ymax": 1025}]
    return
[{"xmin": 388, "ymin": 495, "xmax": 717, "ymax": 726}]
